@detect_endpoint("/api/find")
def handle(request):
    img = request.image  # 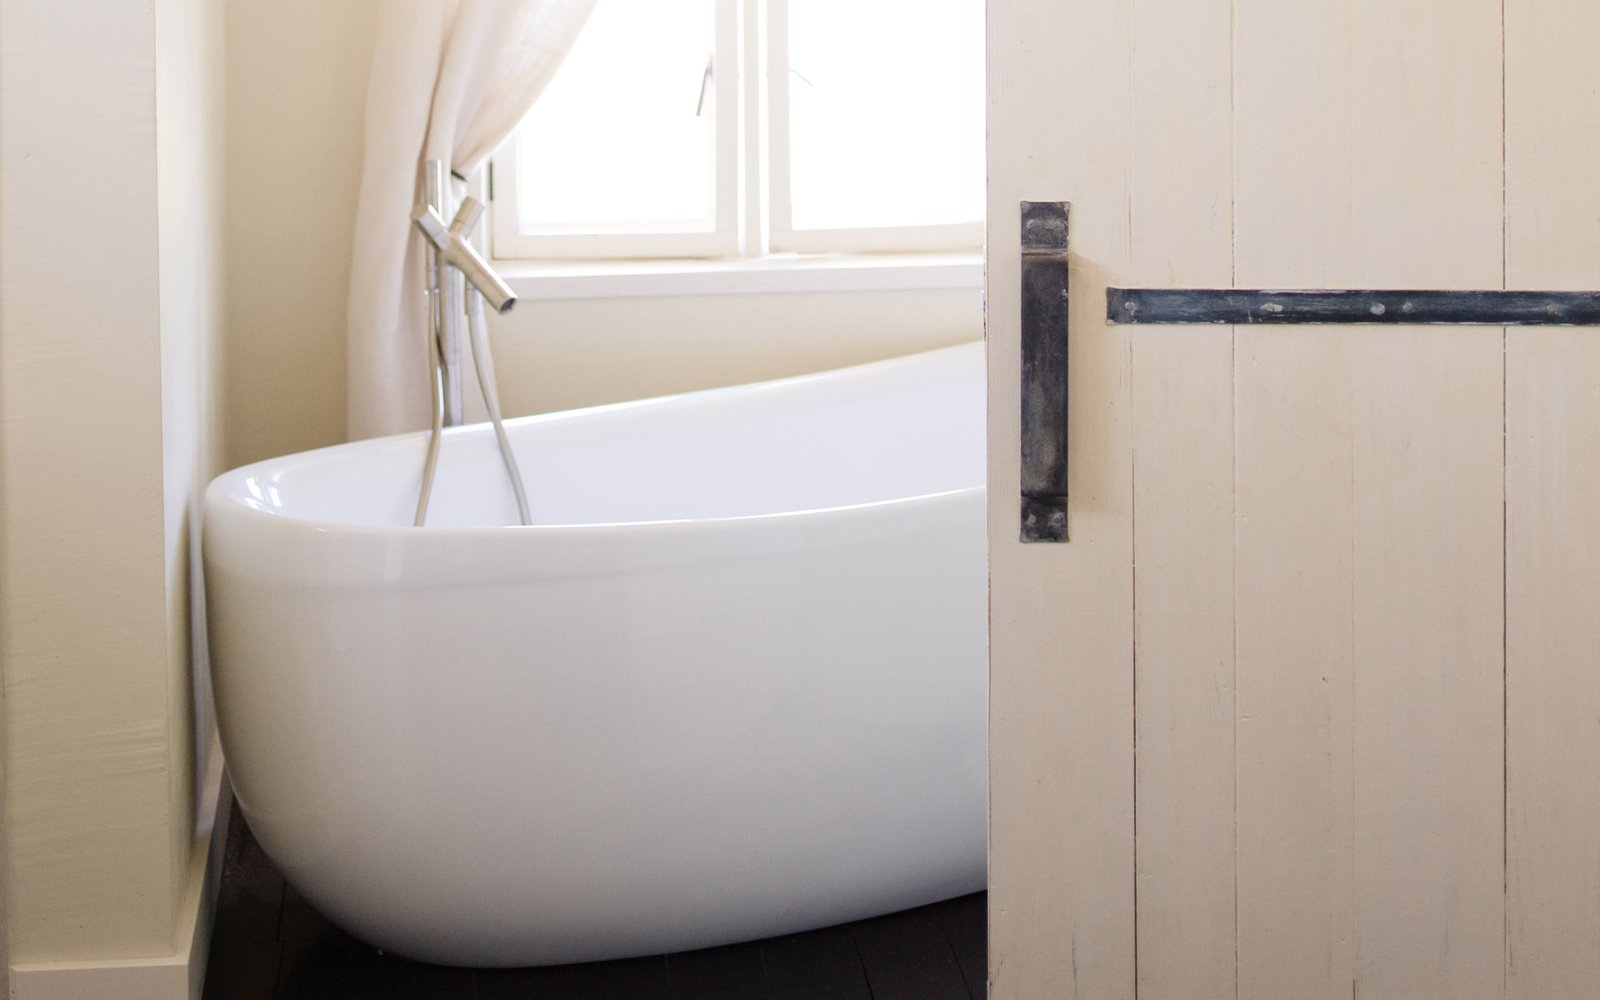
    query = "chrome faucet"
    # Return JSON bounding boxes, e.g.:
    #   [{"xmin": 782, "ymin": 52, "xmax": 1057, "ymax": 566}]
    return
[
  {"xmin": 411, "ymin": 197, "xmax": 516, "ymax": 314},
  {"xmin": 409, "ymin": 162, "xmax": 530, "ymax": 528}
]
